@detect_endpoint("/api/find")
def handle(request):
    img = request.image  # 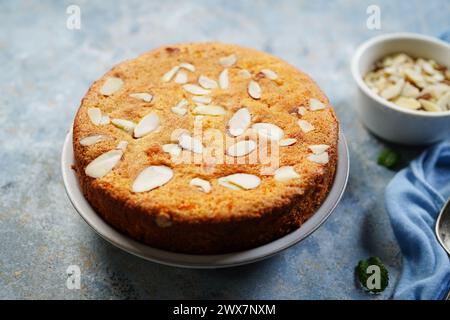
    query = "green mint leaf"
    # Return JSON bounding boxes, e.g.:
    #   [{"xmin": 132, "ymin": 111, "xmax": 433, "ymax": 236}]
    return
[
  {"xmin": 355, "ymin": 256, "xmax": 389, "ymax": 294},
  {"xmin": 378, "ymin": 149, "xmax": 400, "ymax": 169}
]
